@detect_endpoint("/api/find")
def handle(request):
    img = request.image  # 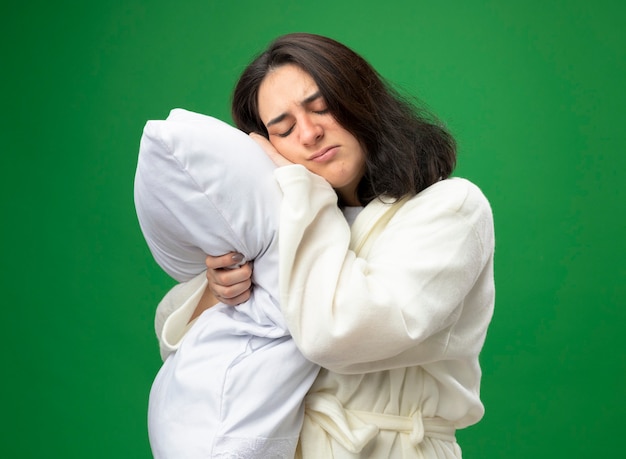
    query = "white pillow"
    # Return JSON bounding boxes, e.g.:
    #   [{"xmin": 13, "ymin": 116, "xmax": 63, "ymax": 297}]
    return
[{"xmin": 134, "ymin": 109, "xmax": 281, "ymax": 295}]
